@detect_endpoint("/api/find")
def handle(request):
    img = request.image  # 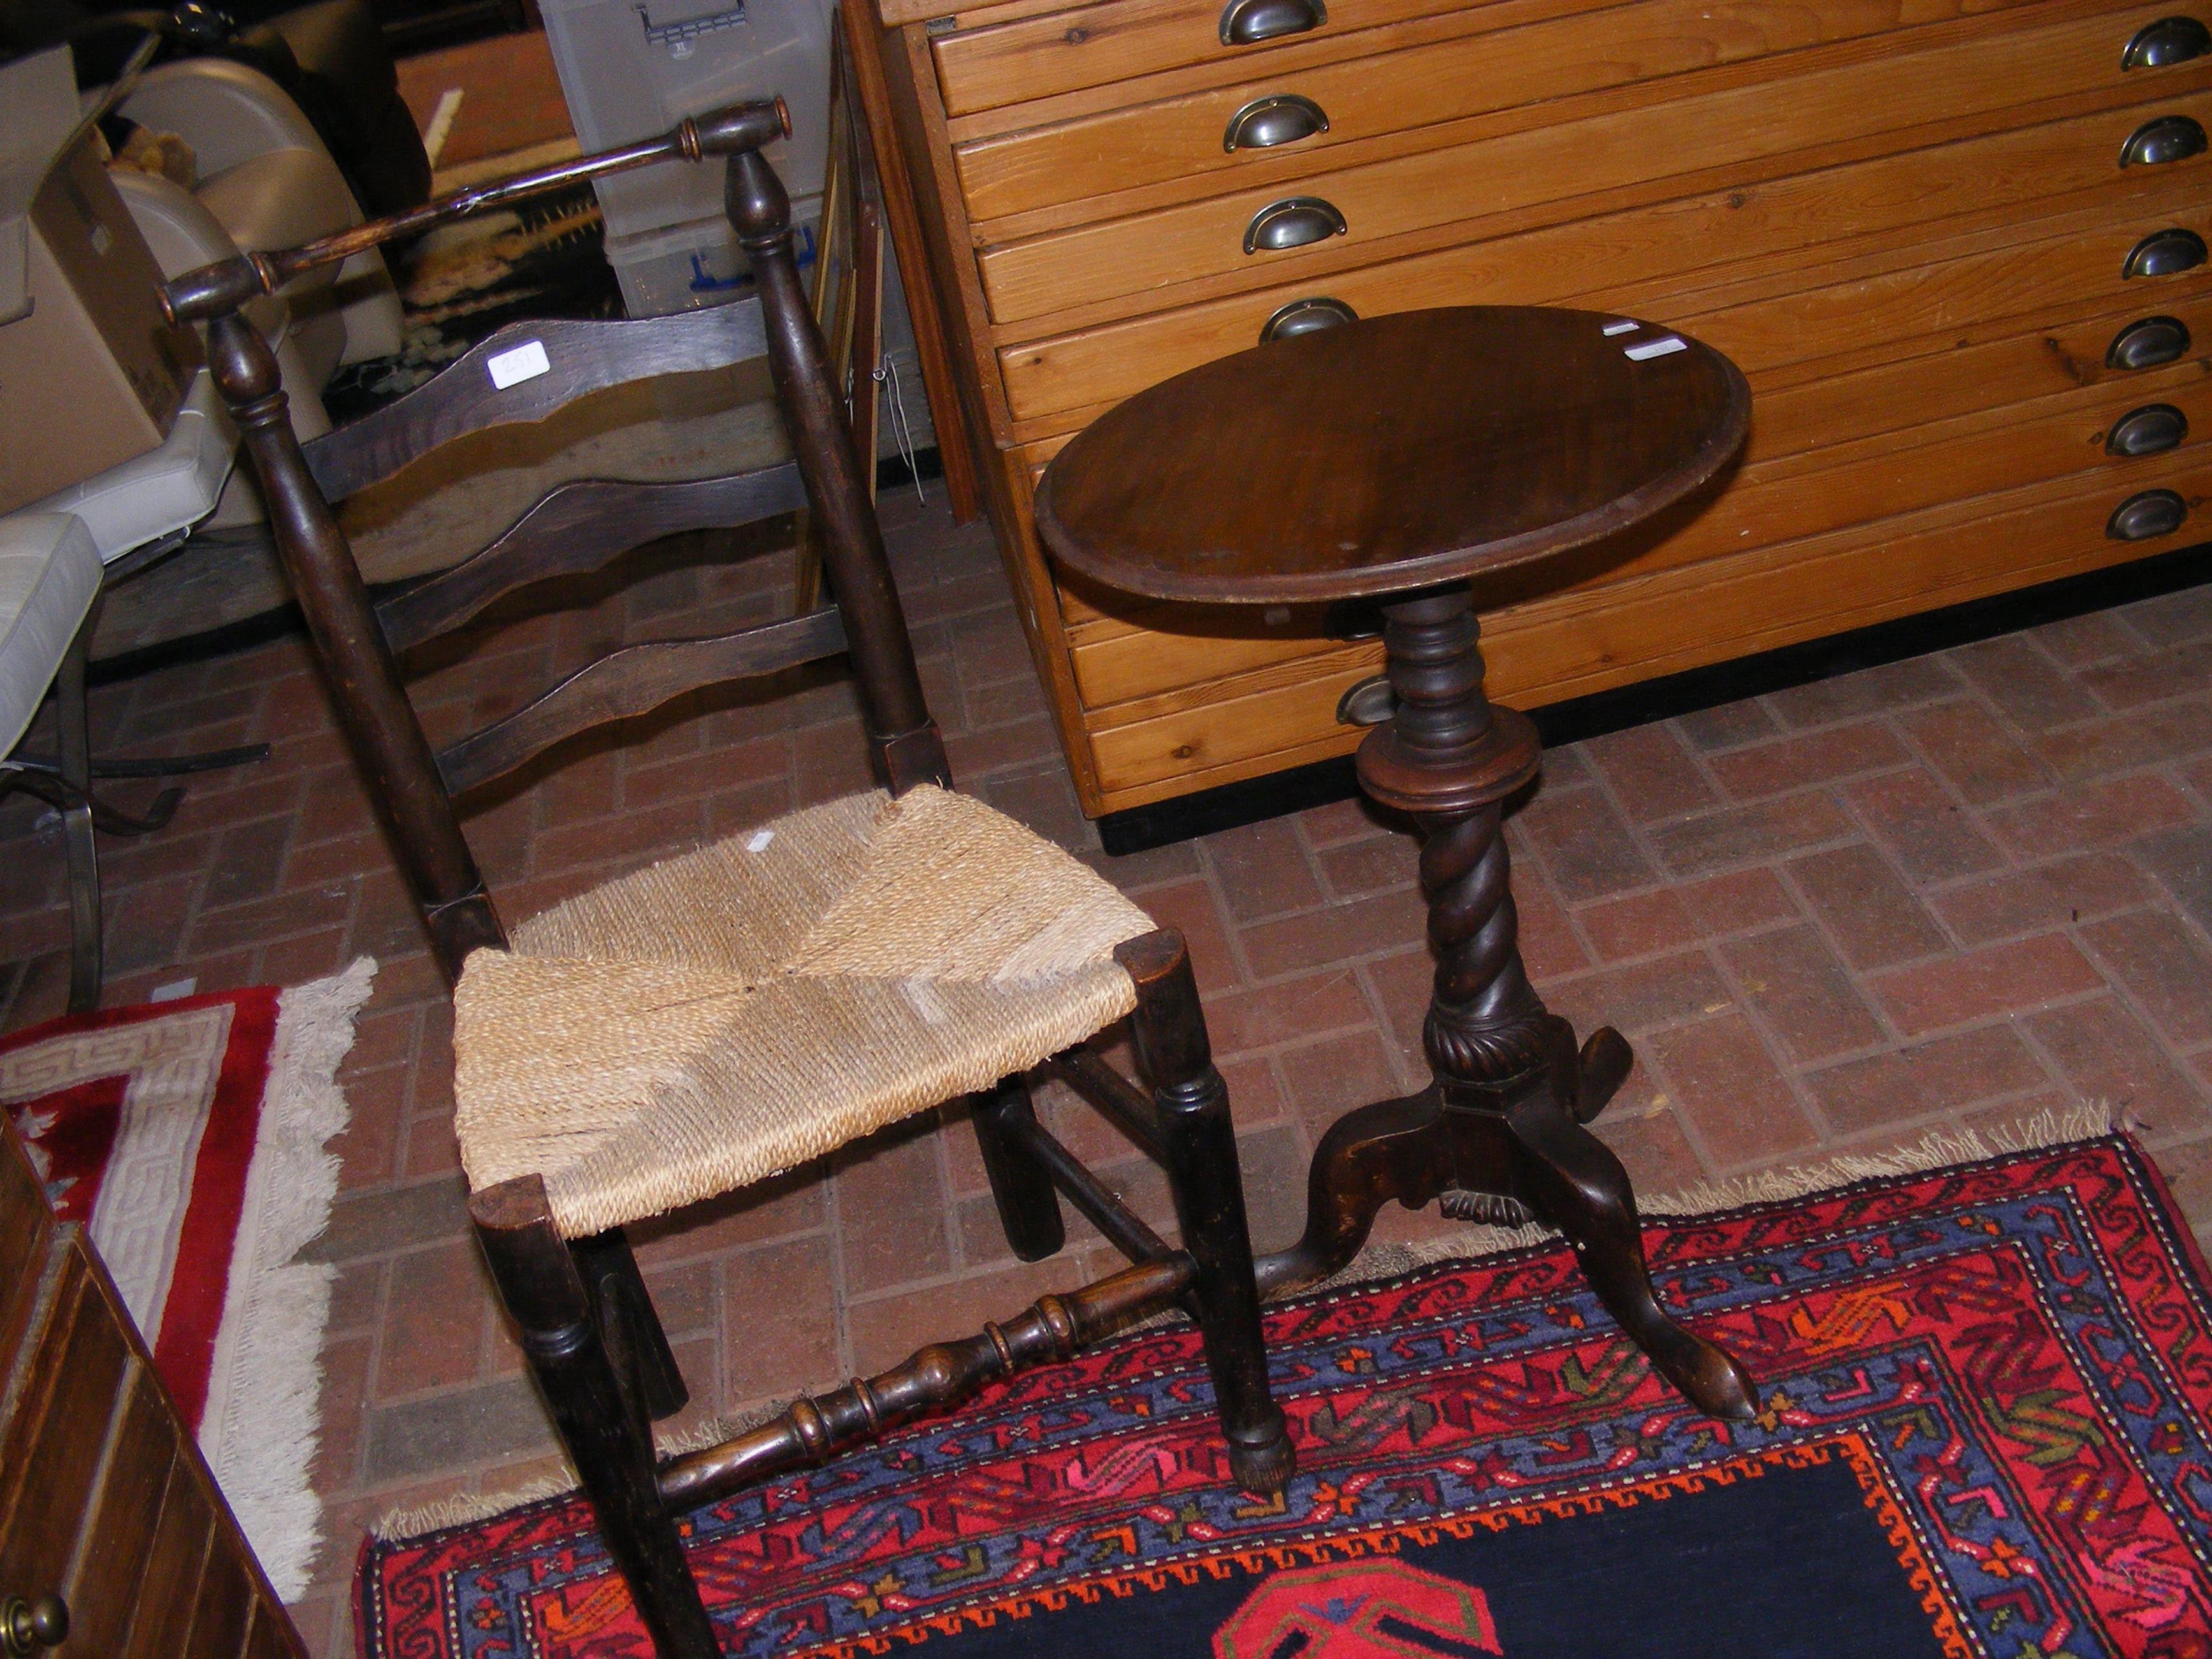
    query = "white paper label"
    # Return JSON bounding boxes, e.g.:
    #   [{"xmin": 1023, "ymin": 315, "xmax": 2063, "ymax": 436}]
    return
[
  {"xmin": 746, "ymin": 830, "xmax": 776, "ymax": 852},
  {"xmin": 1623, "ymin": 336, "xmax": 1688, "ymax": 361},
  {"xmin": 487, "ymin": 339, "xmax": 551, "ymax": 389},
  {"xmin": 1601, "ymin": 319, "xmax": 1639, "ymax": 337}
]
